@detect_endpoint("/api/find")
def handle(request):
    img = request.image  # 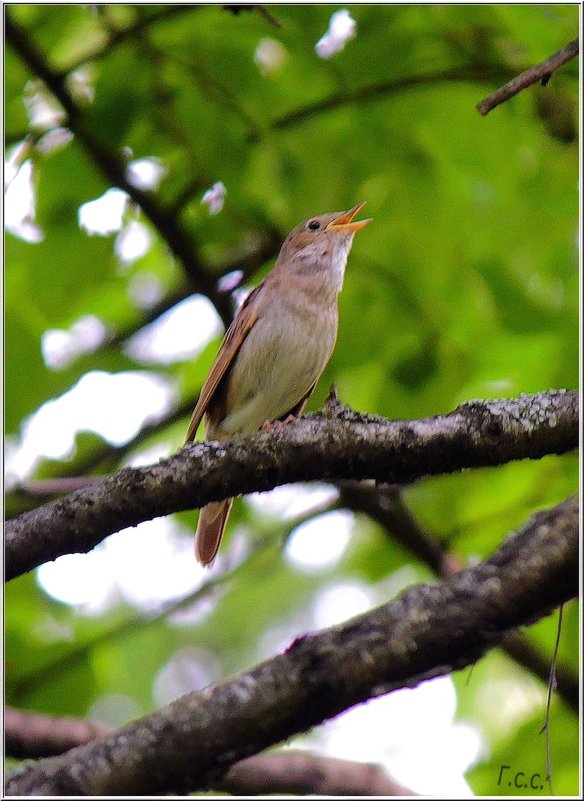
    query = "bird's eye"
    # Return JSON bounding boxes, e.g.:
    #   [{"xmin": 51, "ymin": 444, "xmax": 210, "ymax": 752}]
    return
[{"xmin": 308, "ymin": 220, "xmax": 320, "ymax": 230}]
